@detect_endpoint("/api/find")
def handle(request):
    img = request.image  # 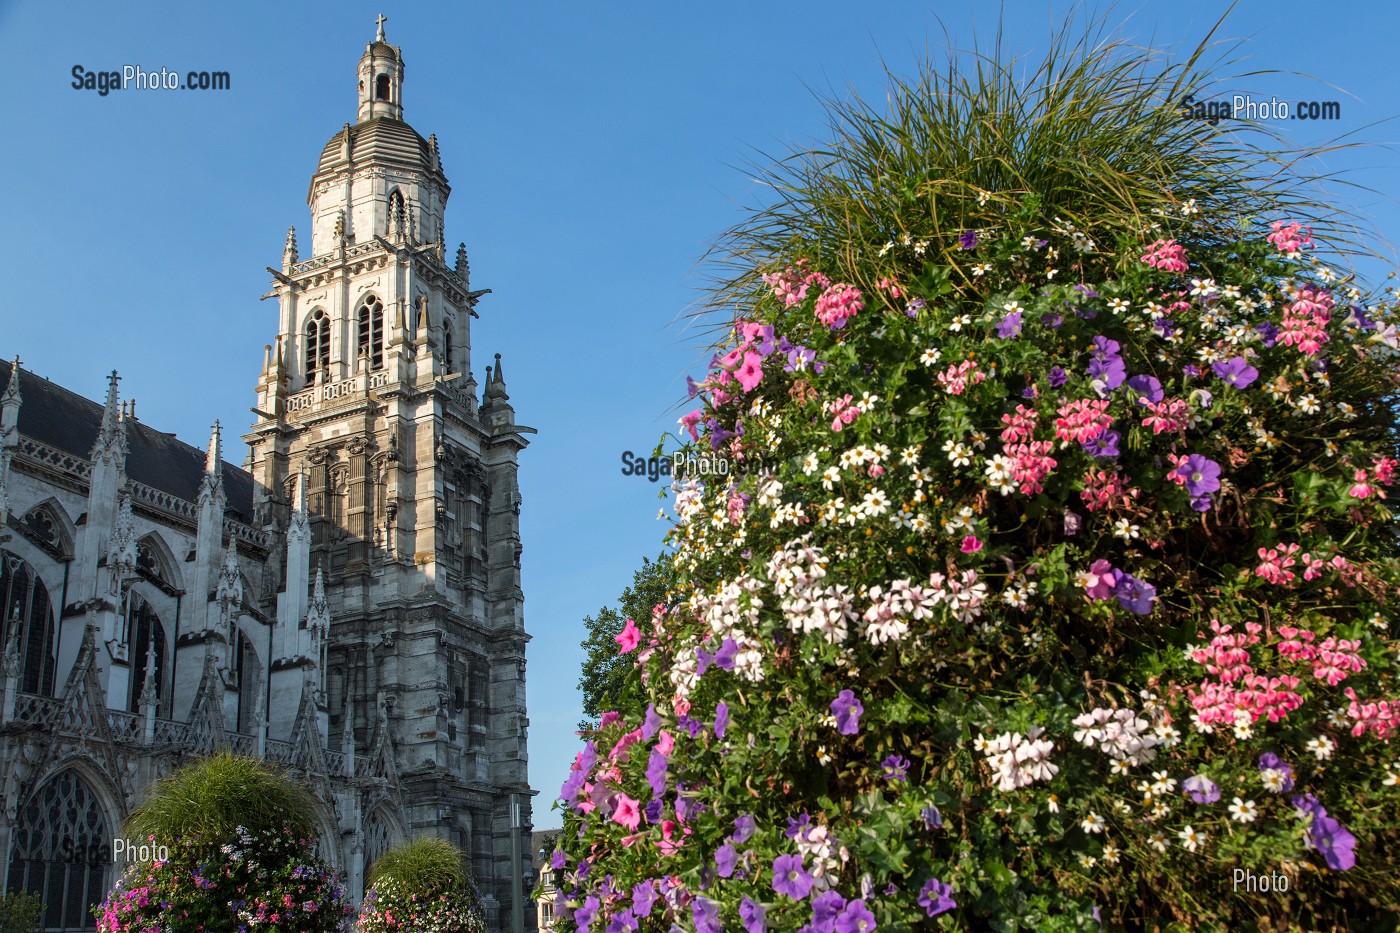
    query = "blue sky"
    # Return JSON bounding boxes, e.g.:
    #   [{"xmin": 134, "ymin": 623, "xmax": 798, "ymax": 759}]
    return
[{"xmin": 3, "ymin": 0, "xmax": 1400, "ymax": 829}]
